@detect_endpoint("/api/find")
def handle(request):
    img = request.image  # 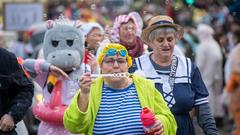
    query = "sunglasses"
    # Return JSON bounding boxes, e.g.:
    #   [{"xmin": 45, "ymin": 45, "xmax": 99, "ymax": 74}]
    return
[{"xmin": 106, "ymin": 48, "xmax": 127, "ymax": 57}]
